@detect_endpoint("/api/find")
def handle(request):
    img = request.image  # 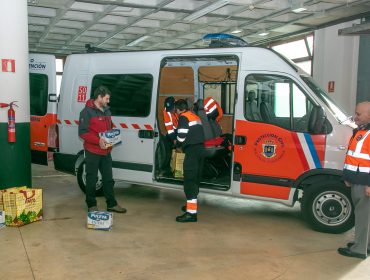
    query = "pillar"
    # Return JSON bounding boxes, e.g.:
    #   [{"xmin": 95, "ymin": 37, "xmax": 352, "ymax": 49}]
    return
[{"xmin": 0, "ymin": 0, "xmax": 31, "ymax": 189}]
